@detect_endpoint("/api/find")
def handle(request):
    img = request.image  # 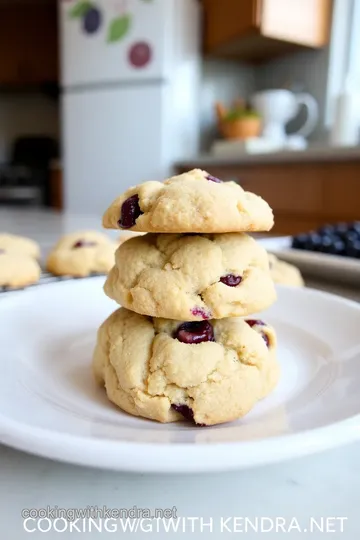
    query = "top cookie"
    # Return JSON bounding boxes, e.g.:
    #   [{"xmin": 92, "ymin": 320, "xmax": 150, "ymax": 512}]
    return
[
  {"xmin": 0, "ymin": 233, "xmax": 40, "ymax": 259},
  {"xmin": 103, "ymin": 169, "xmax": 274, "ymax": 233}
]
